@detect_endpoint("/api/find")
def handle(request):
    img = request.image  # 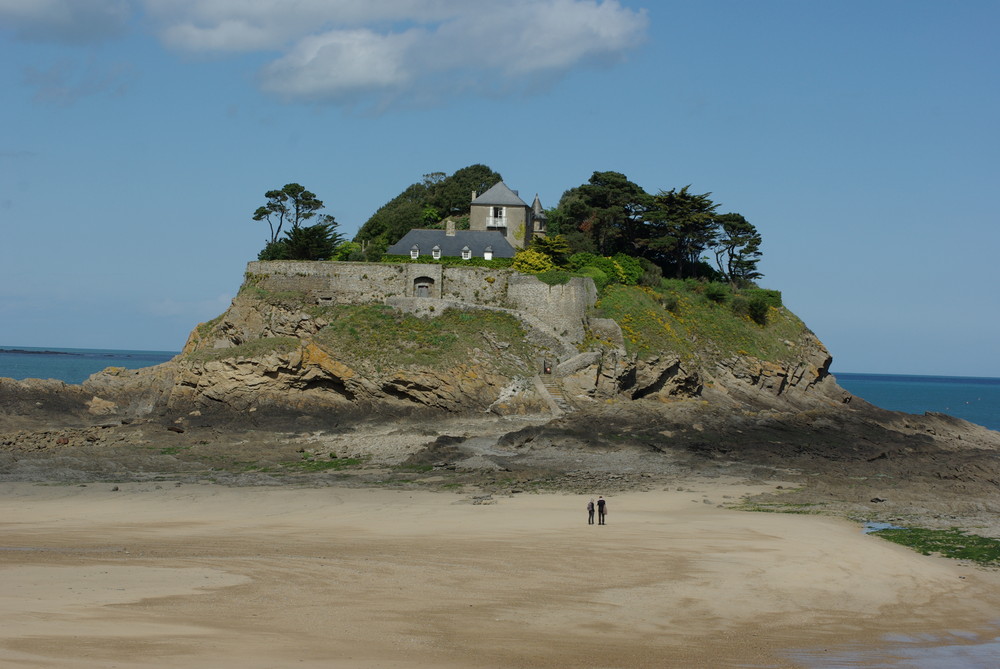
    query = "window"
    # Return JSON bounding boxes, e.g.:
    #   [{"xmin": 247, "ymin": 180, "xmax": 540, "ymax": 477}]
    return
[
  {"xmin": 432, "ymin": 245, "xmax": 441, "ymax": 260},
  {"xmin": 484, "ymin": 246, "xmax": 493, "ymax": 261},
  {"xmin": 461, "ymin": 246, "xmax": 471, "ymax": 260},
  {"xmin": 410, "ymin": 245, "xmax": 419, "ymax": 260}
]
